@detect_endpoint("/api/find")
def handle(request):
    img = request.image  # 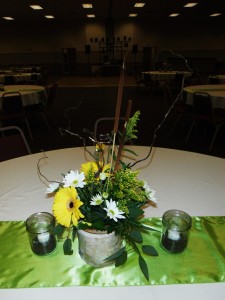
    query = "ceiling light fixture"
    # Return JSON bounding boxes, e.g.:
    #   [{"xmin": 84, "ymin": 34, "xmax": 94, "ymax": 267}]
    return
[
  {"xmin": 183, "ymin": 3, "xmax": 198, "ymax": 8},
  {"xmin": 210, "ymin": 13, "xmax": 222, "ymax": 17},
  {"xmin": 129, "ymin": 13, "xmax": 138, "ymax": 17},
  {"xmin": 134, "ymin": 3, "xmax": 145, "ymax": 7},
  {"xmin": 82, "ymin": 4, "xmax": 93, "ymax": 8},
  {"xmin": 169, "ymin": 13, "xmax": 180, "ymax": 17},
  {"xmin": 87, "ymin": 14, "xmax": 95, "ymax": 18},
  {"xmin": 3, "ymin": 16, "xmax": 14, "ymax": 20},
  {"xmin": 45, "ymin": 15, "xmax": 55, "ymax": 19},
  {"xmin": 30, "ymin": 5, "xmax": 43, "ymax": 10}
]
